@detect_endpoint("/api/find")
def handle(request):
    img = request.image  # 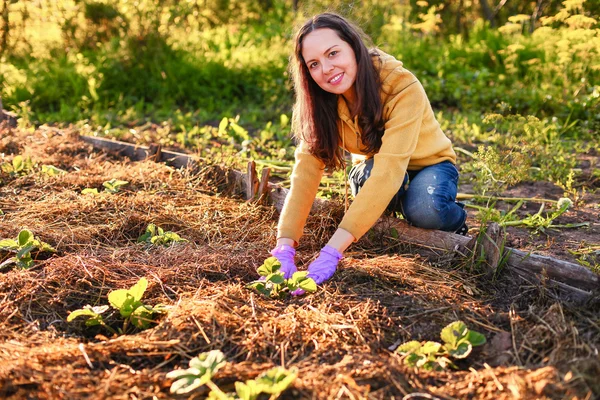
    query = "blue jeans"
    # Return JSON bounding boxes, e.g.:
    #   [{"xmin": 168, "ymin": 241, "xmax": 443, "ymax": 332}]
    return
[{"xmin": 348, "ymin": 159, "xmax": 466, "ymax": 232}]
